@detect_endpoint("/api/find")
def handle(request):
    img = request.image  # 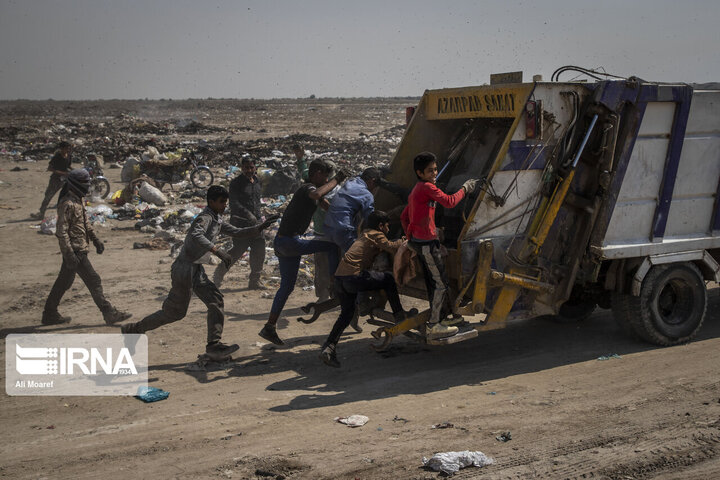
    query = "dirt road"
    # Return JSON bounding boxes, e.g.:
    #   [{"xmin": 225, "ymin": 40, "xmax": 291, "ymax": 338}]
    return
[{"xmin": 1, "ymin": 100, "xmax": 719, "ymax": 479}]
